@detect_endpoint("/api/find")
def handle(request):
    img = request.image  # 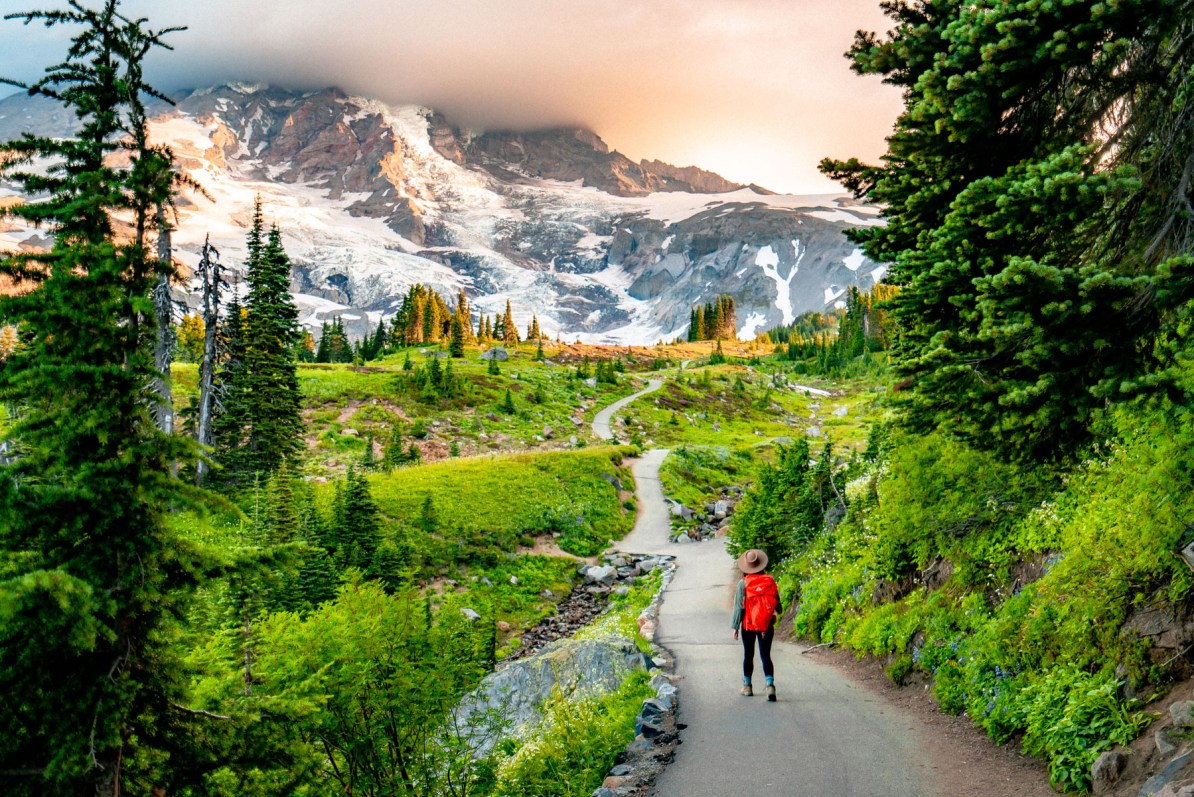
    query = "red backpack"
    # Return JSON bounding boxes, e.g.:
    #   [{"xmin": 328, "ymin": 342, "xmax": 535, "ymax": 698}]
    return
[{"xmin": 742, "ymin": 573, "xmax": 780, "ymax": 632}]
